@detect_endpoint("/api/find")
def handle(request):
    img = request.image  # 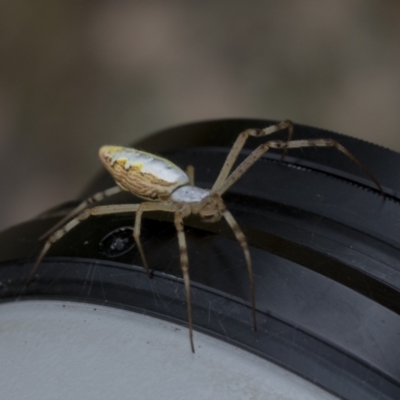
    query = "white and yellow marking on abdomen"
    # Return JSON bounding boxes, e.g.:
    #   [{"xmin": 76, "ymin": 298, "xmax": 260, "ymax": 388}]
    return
[{"xmin": 99, "ymin": 146, "xmax": 189, "ymax": 200}]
